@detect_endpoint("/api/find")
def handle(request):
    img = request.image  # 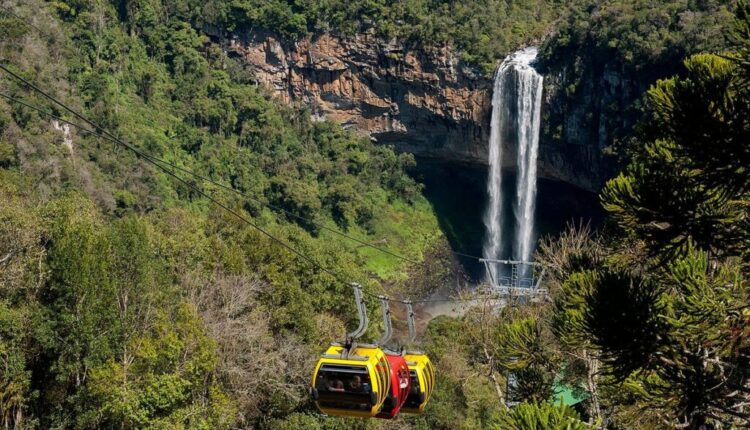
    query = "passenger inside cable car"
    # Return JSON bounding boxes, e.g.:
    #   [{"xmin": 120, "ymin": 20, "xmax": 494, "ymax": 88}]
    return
[
  {"xmin": 315, "ymin": 364, "xmax": 375, "ymax": 411},
  {"xmin": 403, "ymin": 370, "xmax": 424, "ymax": 410},
  {"xmin": 311, "ymin": 286, "xmax": 394, "ymax": 418},
  {"xmin": 401, "ymin": 354, "xmax": 435, "ymax": 414}
]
